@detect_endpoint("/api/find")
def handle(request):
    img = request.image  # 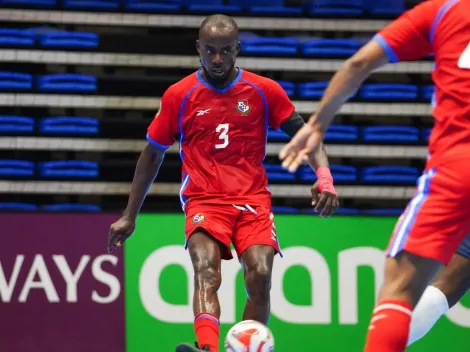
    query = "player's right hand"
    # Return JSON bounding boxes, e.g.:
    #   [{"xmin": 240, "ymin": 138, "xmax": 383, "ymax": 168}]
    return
[
  {"xmin": 107, "ymin": 217, "xmax": 136, "ymax": 253},
  {"xmin": 311, "ymin": 180, "xmax": 339, "ymax": 218},
  {"xmin": 279, "ymin": 123, "xmax": 324, "ymax": 173}
]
